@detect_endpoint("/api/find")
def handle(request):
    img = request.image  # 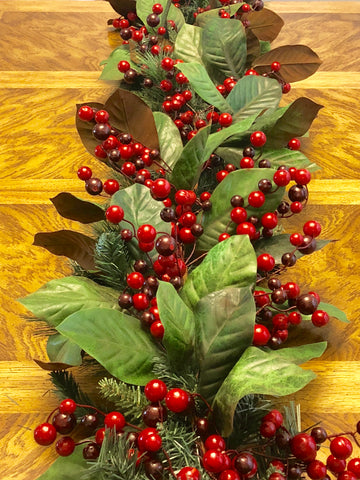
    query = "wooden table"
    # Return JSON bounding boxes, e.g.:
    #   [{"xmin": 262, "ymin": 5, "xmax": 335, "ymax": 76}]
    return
[{"xmin": 0, "ymin": 1, "xmax": 359, "ymax": 478}]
